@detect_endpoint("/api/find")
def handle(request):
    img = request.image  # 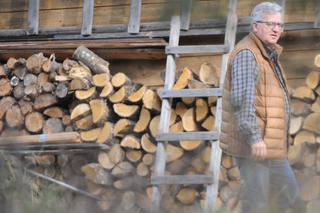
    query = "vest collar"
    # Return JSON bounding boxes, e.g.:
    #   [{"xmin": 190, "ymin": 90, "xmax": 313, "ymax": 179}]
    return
[{"xmin": 249, "ymin": 32, "xmax": 283, "ymax": 58}]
